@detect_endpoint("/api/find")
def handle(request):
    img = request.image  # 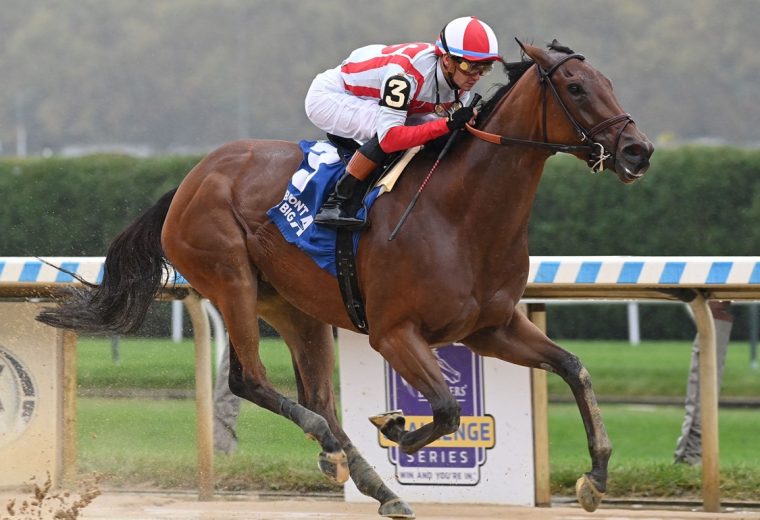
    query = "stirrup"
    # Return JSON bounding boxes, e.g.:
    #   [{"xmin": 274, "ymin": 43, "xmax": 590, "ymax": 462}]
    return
[{"xmin": 314, "ymin": 207, "xmax": 367, "ymax": 229}]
